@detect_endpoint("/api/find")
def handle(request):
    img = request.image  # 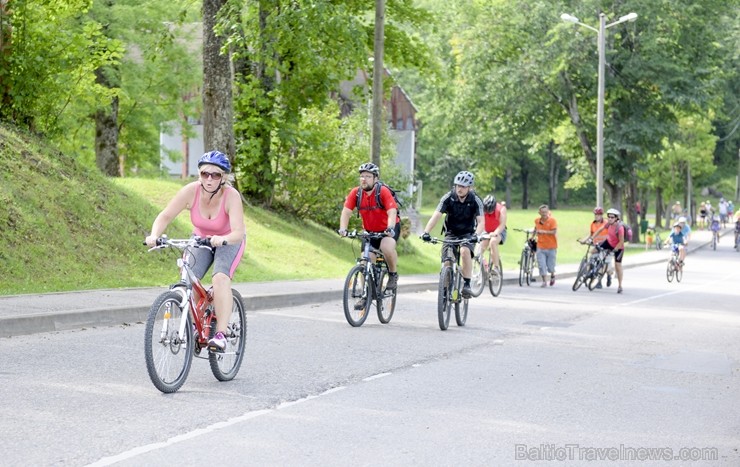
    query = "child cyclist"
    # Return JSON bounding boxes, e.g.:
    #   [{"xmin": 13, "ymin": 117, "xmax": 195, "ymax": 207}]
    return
[
  {"xmin": 710, "ymin": 214, "xmax": 721, "ymax": 244},
  {"xmin": 665, "ymin": 222, "xmax": 687, "ymax": 268}
]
